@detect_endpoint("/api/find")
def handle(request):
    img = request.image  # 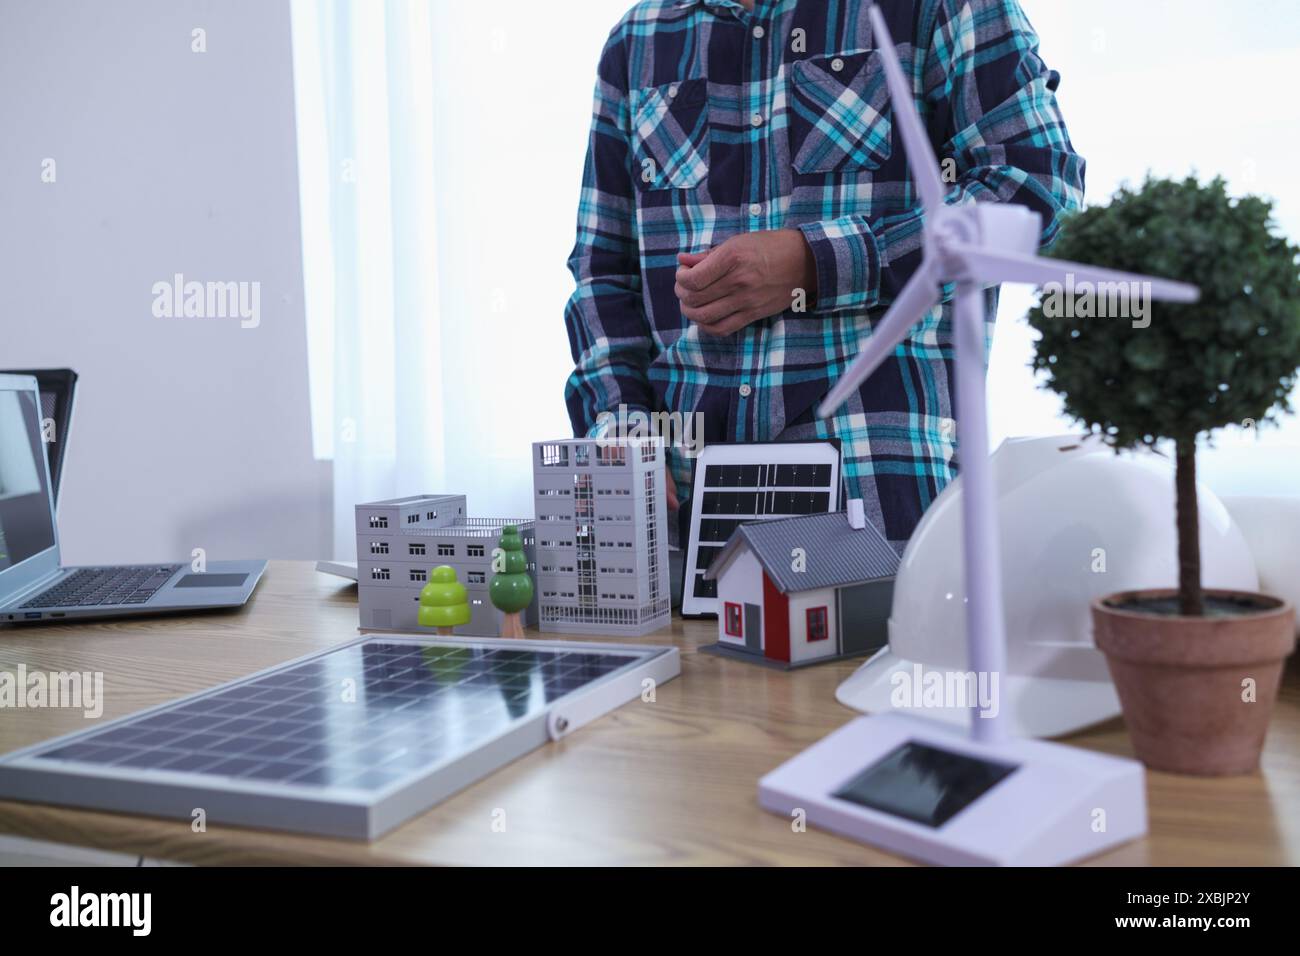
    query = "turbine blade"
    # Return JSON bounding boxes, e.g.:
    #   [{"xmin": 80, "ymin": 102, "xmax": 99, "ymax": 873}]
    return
[
  {"xmin": 947, "ymin": 244, "xmax": 1201, "ymax": 303},
  {"xmin": 868, "ymin": 4, "xmax": 945, "ymax": 215},
  {"xmin": 818, "ymin": 260, "xmax": 943, "ymax": 419}
]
